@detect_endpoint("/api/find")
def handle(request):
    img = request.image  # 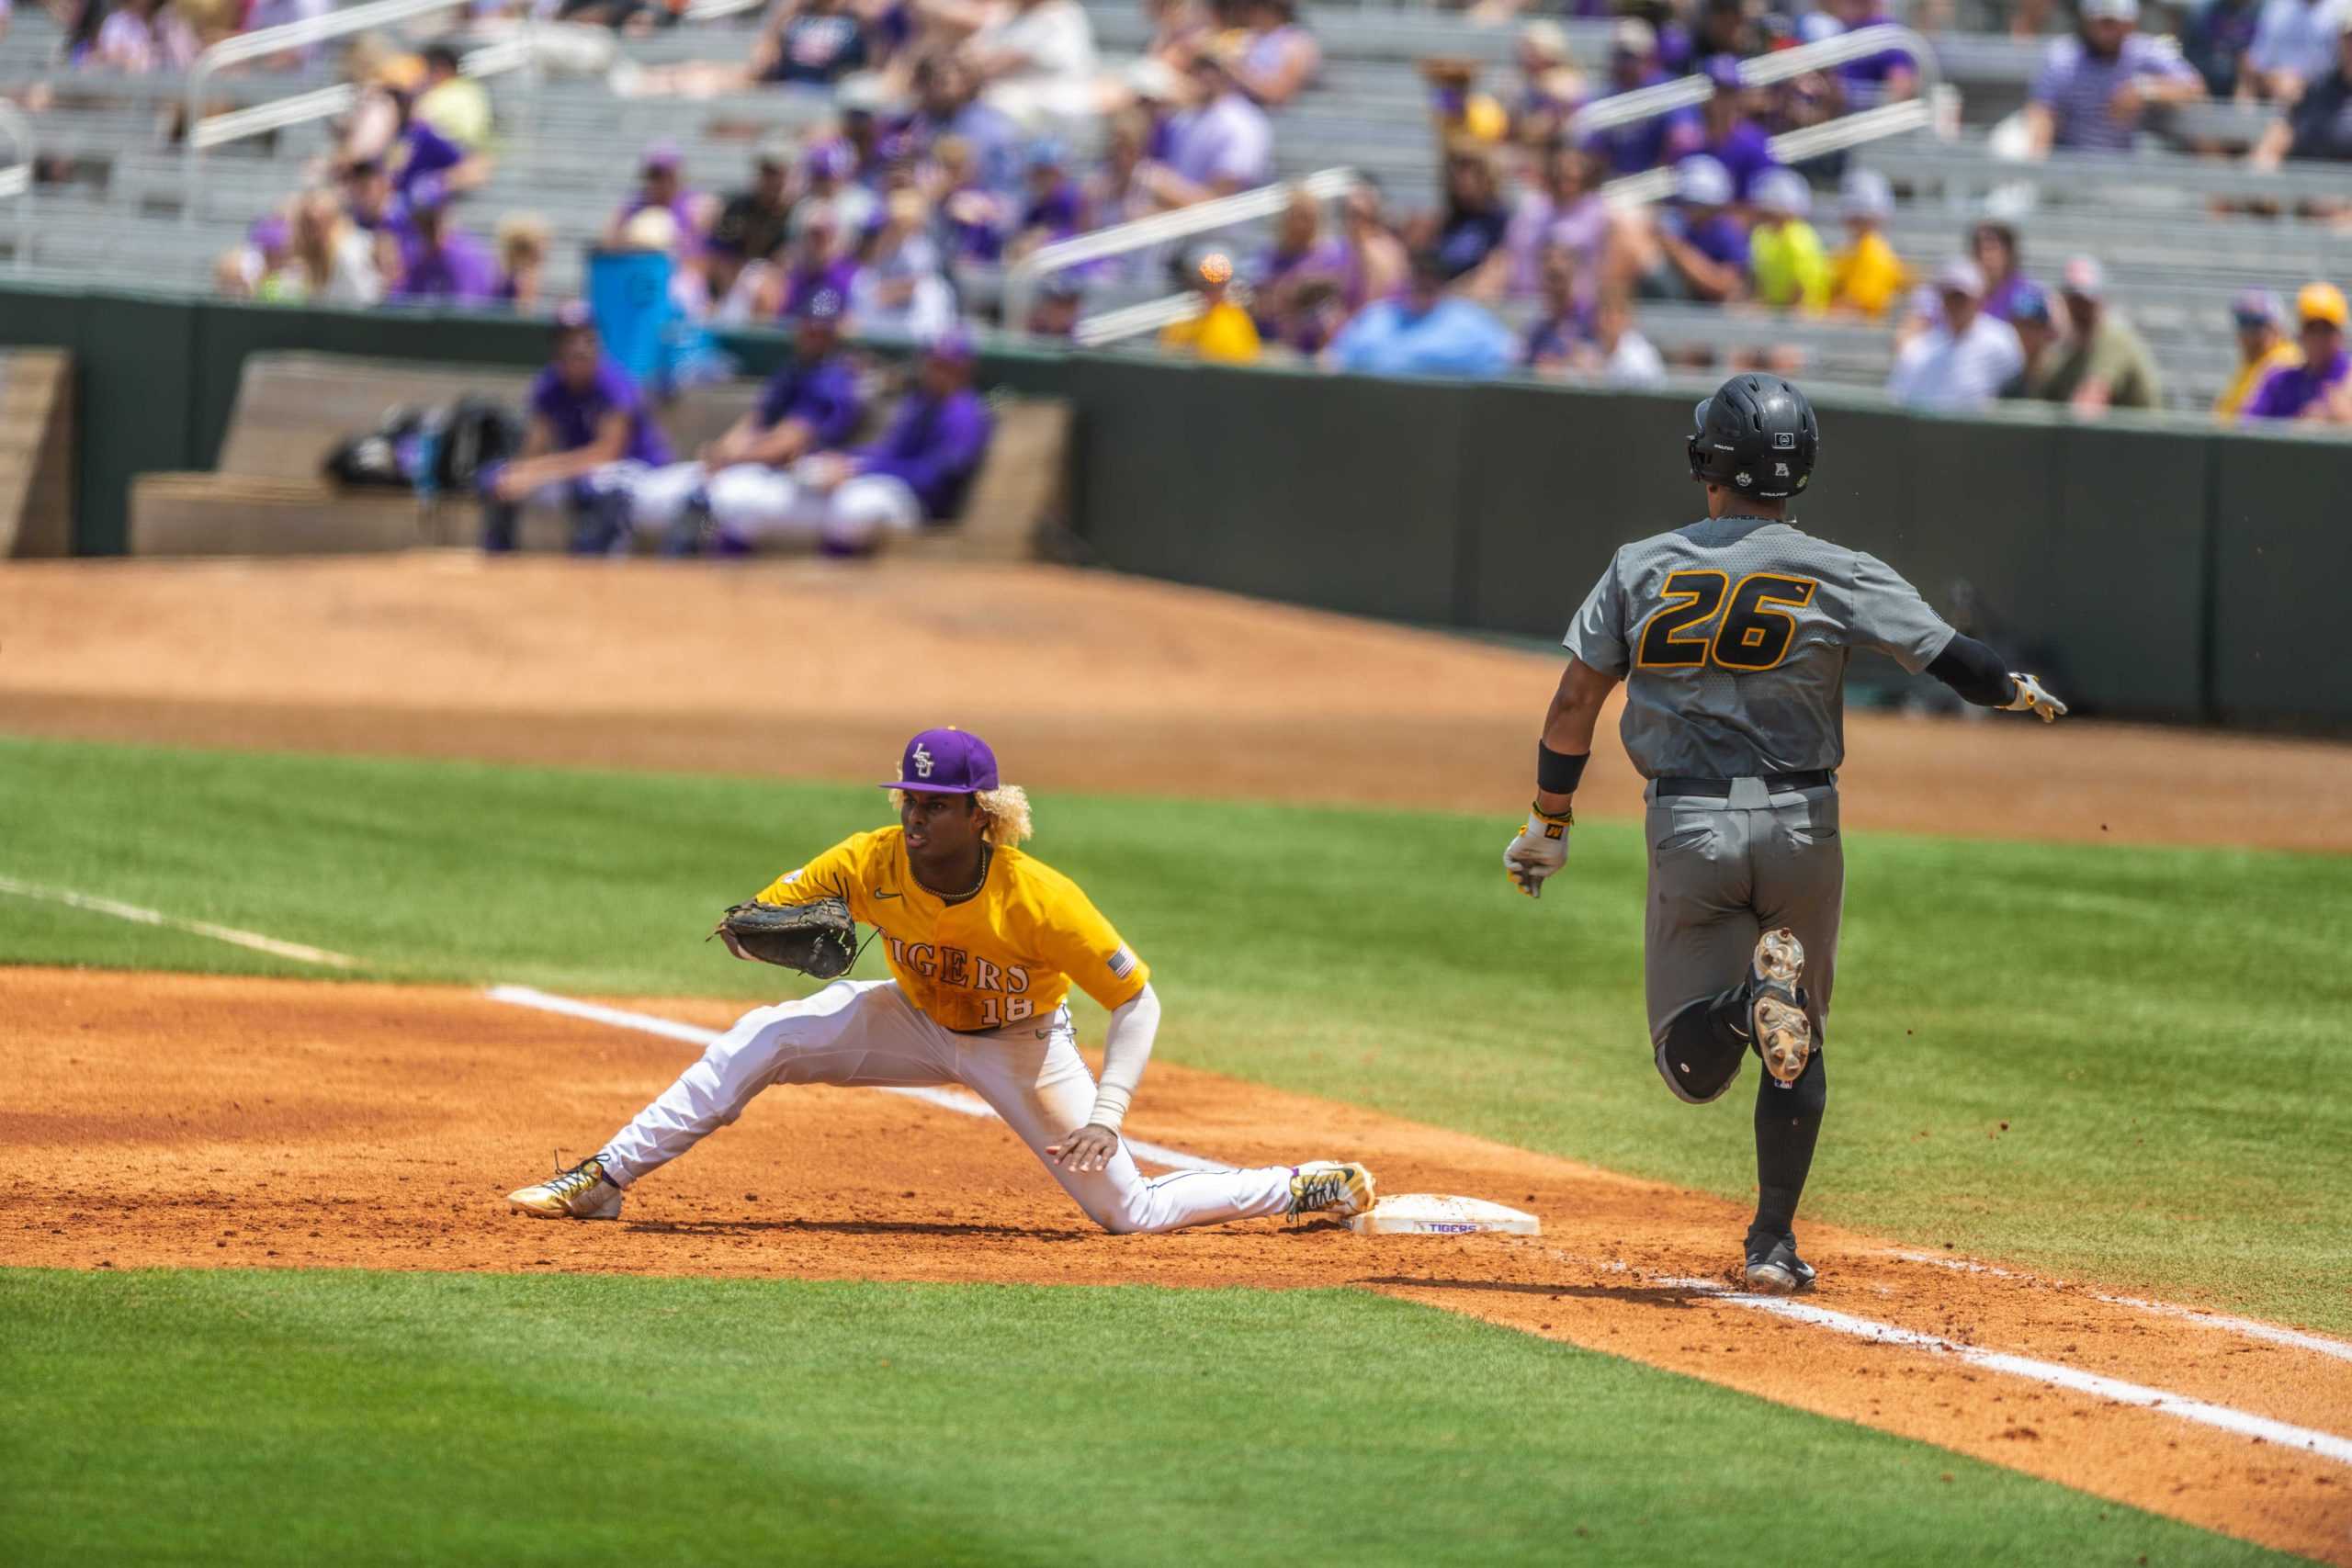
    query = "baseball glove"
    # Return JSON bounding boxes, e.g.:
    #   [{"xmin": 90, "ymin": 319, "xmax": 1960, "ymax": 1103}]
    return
[{"xmin": 711, "ymin": 897, "xmax": 859, "ymax": 978}]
